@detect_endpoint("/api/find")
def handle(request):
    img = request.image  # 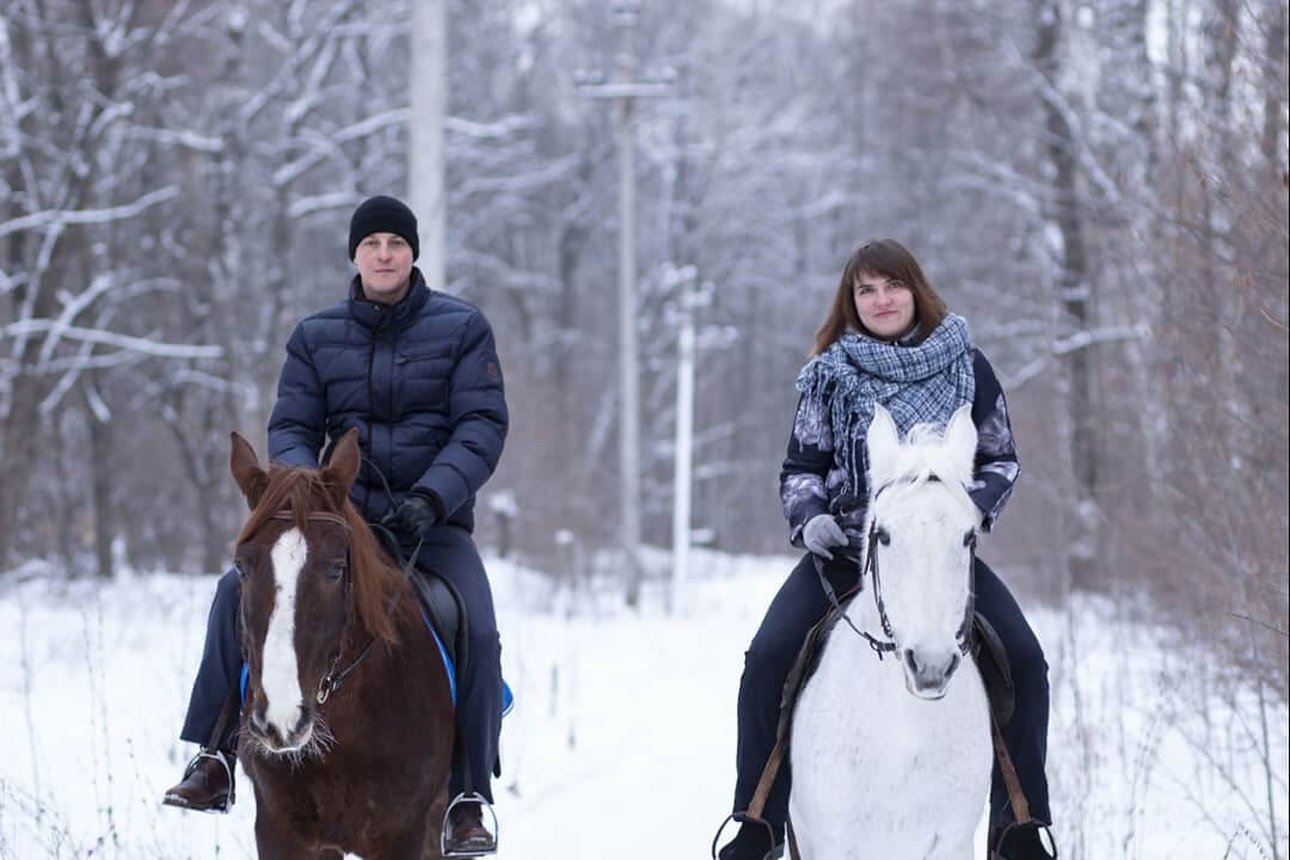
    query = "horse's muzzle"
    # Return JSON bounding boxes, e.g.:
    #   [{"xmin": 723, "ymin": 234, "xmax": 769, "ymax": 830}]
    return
[
  {"xmin": 902, "ymin": 648, "xmax": 961, "ymax": 699},
  {"xmin": 248, "ymin": 700, "xmax": 316, "ymax": 754}
]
